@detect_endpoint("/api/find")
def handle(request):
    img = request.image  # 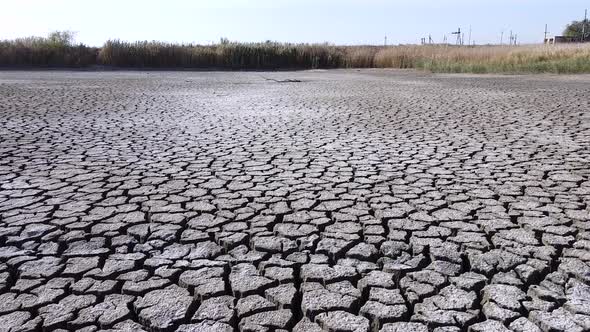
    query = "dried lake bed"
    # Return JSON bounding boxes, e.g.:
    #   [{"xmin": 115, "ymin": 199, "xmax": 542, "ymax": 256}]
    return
[{"xmin": 0, "ymin": 70, "xmax": 589, "ymax": 331}]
